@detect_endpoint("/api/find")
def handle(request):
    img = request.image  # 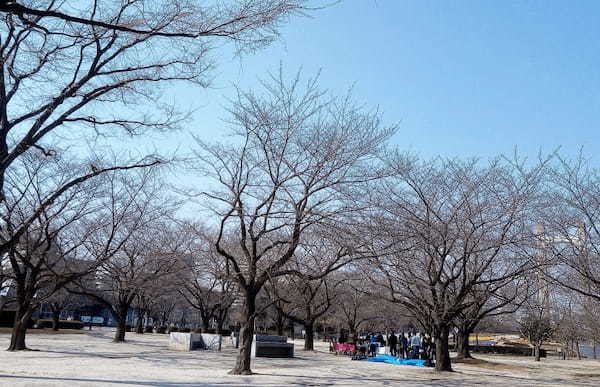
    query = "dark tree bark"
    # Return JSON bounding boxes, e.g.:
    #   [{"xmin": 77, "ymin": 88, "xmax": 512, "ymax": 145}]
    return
[
  {"xmin": 229, "ymin": 291, "xmax": 256, "ymax": 375},
  {"xmin": 201, "ymin": 317, "xmax": 210, "ymax": 333},
  {"xmin": 304, "ymin": 322, "xmax": 315, "ymax": 351},
  {"xmin": 455, "ymin": 330, "xmax": 471, "ymax": 359},
  {"xmin": 7, "ymin": 274, "xmax": 37, "ymax": 351},
  {"xmin": 275, "ymin": 309, "xmax": 285, "ymax": 336},
  {"xmin": 8, "ymin": 304, "xmax": 33, "ymax": 351},
  {"xmin": 135, "ymin": 309, "xmax": 144, "ymax": 334},
  {"xmin": 113, "ymin": 303, "xmax": 129, "ymax": 343},
  {"xmin": 455, "ymin": 322, "xmax": 475, "ymax": 360},
  {"xmin": 216, "ymin": 309, "xmax": 228, "ymax": 352},
  {"xmin": 434, "ymin": 325, "xmax": 452, "ymax": 372},
  {"xmin": 52, "ymin": 308, "xmax": 61, "ymax": 331}
]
